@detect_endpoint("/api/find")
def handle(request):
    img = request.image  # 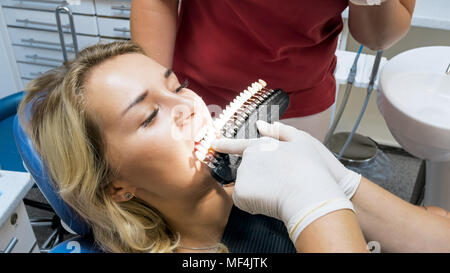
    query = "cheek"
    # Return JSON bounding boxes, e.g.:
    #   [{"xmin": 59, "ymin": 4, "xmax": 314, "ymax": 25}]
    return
[
  {"xmin": 107, "ymin": 112, "xmax": 210, "ymax": 192},
  {"xmin": 144, "ymin": 134, "xmax": 212, "ymax": 190},
  {"xmin": 124, "ymin": 127, "xmax": 203, "ymax": 186}
]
